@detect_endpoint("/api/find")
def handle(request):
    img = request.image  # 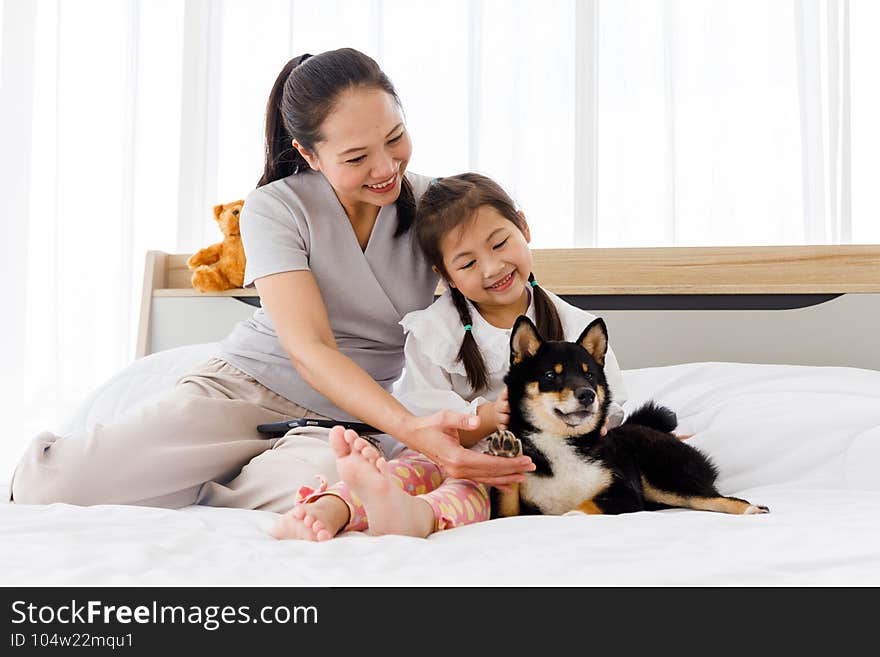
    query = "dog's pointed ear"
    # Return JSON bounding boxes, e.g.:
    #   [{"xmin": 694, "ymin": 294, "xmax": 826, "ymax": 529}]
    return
[
  {"xmin": 577, "ymin": 318, "xmax": 608, "ymax": 367},
  {"xmin": 510, "ymin": 315, "xmax": 543, "ymax": 365}
]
